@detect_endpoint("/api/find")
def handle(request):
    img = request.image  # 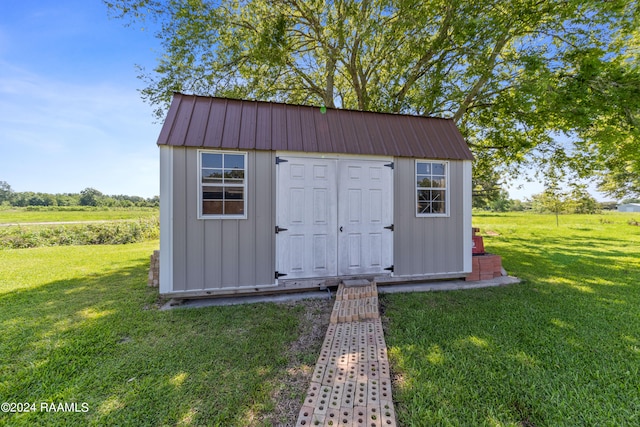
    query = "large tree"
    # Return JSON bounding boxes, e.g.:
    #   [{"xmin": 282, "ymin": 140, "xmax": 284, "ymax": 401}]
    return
[
  {"xmin": 106, "ymin": 0, "xmax": 639, "ymax": 197},
  {"xmin": 0, "ymin": 181, "xmax": 13, "ymax": 204}
]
